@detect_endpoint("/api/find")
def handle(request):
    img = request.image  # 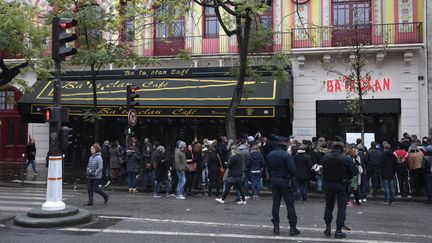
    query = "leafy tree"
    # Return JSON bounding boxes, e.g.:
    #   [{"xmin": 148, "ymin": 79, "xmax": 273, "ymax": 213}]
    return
[
  {"xmin": 146, "ymin": 0, "xmax": 291, "ymax": 140},
  {"xmin": 52, "ymin": 0, "xmax": 156, "ymax": 142},
  {"xmin": 0, "ymin": 1, "xmax": 50, "ymax": 93}
]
